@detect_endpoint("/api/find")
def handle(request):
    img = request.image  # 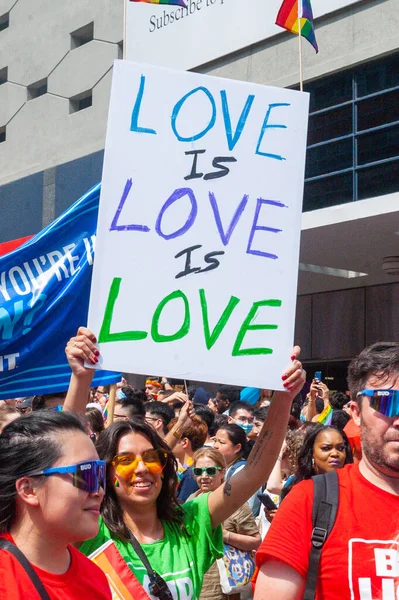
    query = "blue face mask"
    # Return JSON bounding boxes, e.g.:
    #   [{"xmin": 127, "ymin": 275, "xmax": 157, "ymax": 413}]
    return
[
  {"xmin": 236, "ymin": 421, "xmax": 253, "ymax": 435},
  {"xmin": 300, "ymin": 413, "xmax": 306, "ymax": 422}
]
